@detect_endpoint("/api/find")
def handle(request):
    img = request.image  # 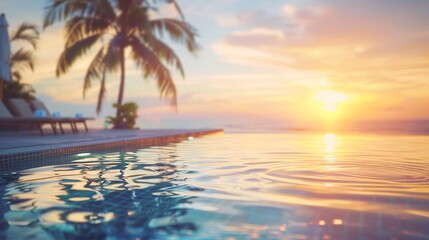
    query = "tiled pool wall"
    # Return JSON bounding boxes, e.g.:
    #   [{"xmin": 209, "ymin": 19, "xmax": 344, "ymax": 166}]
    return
[{"xmin": 0, "ymin": 129, "xmax": 223, "ymax": 172}]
